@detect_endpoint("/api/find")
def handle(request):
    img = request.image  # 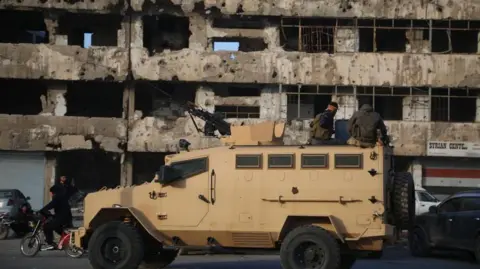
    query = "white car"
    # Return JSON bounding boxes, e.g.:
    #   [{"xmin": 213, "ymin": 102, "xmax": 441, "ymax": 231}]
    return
[{"xmin": 415, "ymin": 187, "xmax": 441, "ymax": 215}]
